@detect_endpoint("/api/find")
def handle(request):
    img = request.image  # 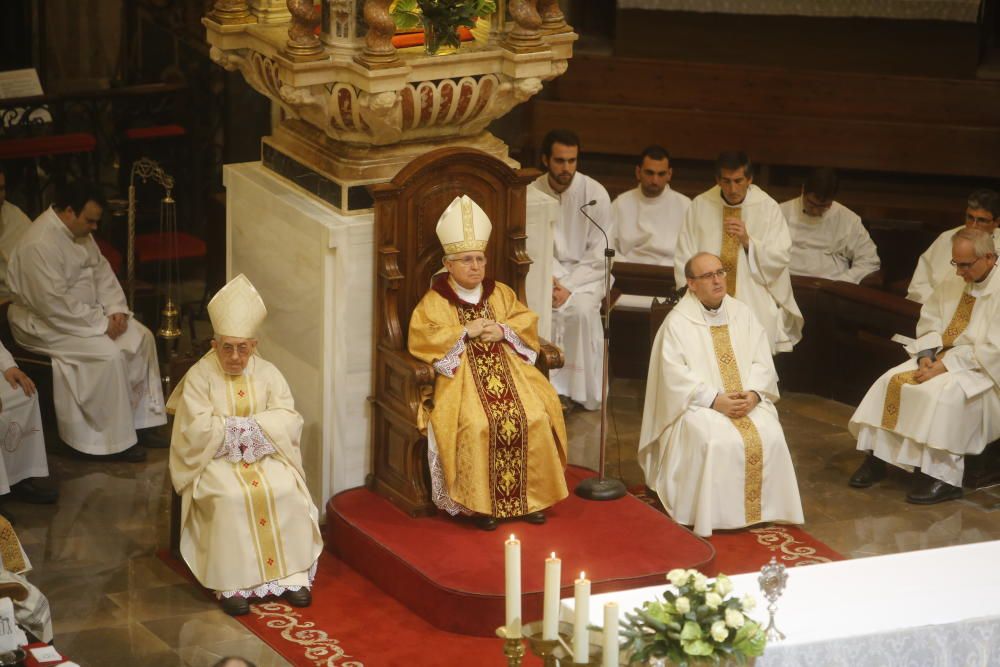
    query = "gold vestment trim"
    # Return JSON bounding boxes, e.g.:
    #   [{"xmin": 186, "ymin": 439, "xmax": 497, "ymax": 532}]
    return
[
  {"xmin": 0, "ymin": 517, "xmax": 25, "ymax": 572},
  {"xmin": 226, "ymin": 372, "xmax": 285, "ymax": 583},
  {"xmin": 709, "ymin": 324, "xmax": 762, "ymax": 524},
  {"xmin": 720, "ymin": 206, "xmax": 741, "ymax": 298},
  {"xmin": 880, "ymin": 291, "xmax": 976, "ymax": 430}
]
